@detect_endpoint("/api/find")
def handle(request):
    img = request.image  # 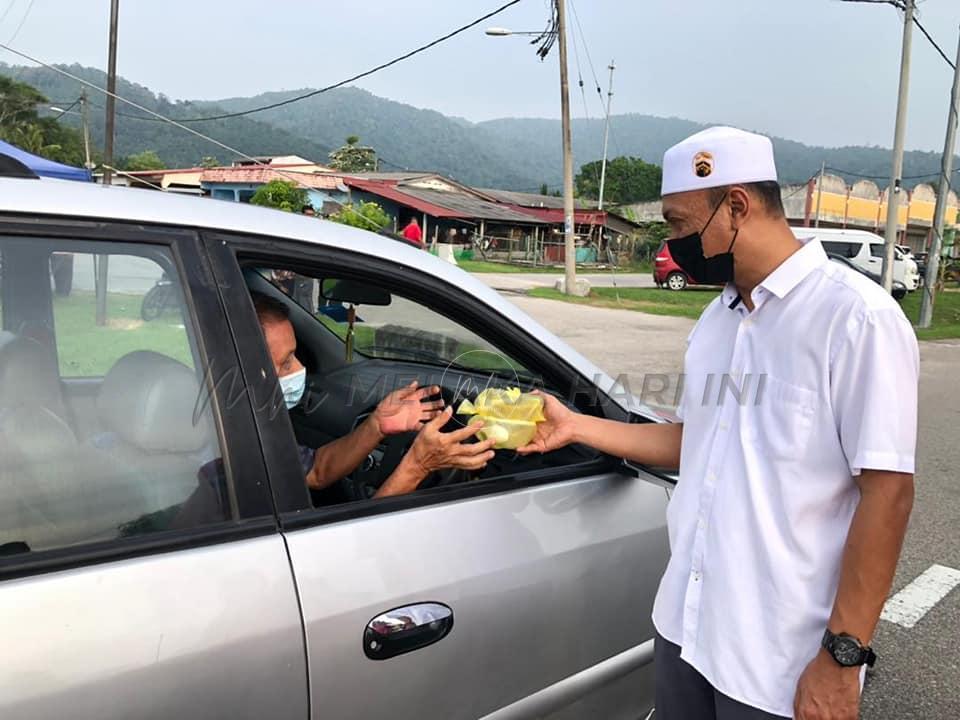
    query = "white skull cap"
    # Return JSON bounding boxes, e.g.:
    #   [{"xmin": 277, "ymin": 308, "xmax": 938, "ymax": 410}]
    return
[{"xmin": 661, "ymin": 126, "xmax": 778, "ymax": 197}]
